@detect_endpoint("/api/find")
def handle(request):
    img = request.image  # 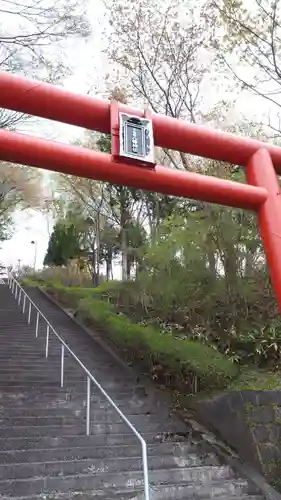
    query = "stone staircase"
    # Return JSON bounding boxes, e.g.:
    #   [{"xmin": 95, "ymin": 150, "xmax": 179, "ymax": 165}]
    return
[{"xmin": 0, "ymin": 281, "xmax": 264, "ymax": 500}]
